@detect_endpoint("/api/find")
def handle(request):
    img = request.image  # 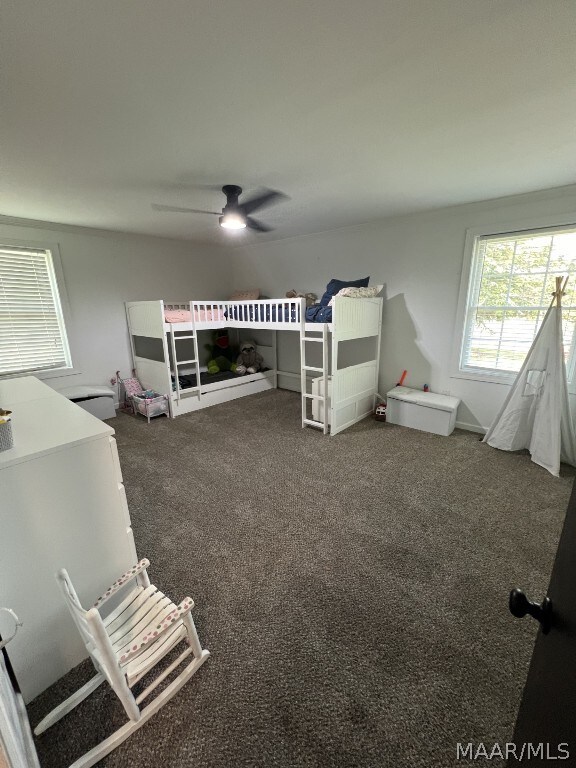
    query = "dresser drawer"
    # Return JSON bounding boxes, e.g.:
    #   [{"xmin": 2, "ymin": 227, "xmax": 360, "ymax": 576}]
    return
[
  {"xmin": 117, "ymin": 482, "xmax": 132, "ymax": 529},
  {"xmin": 109, "ymin": 436, "xmax": 123, "ymax": 483}
]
